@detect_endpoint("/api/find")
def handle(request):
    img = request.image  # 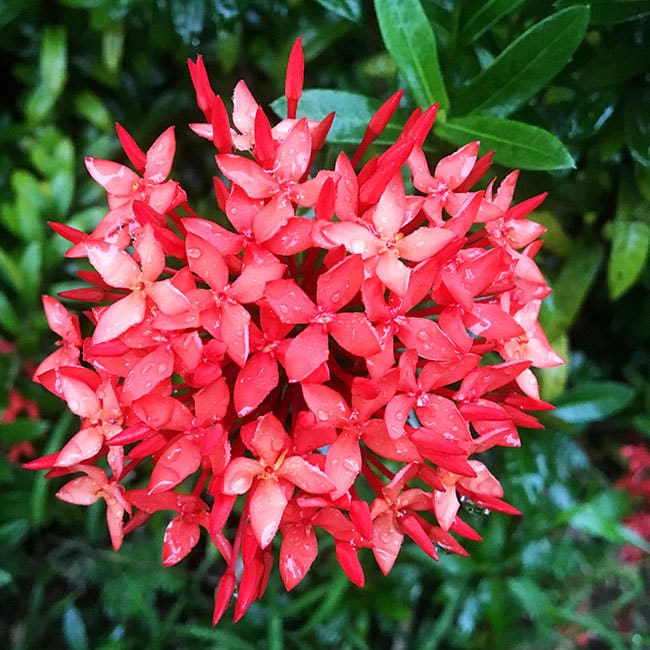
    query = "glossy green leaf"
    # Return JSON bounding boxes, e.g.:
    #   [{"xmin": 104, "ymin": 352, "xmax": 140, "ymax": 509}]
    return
[
  {"xmin": 625, "ymin": 90, "xmax": 650, "ymax": 167},
  {"xmin": 20, "ymin": 241, "xmax": 43, "ymax": 303},
  {"xmin": 315, "ymin": 0, "xmax": 362, "ymax": 21},
  {"xmin": 374, "ymin": 0, "xmax": 449, "ymax": 110},
  {"xmin": 555, "ymin": 0, "xmax": 650, "ymax": 24},
  {"xmin": 62, "ymin": 605, "xmax": 89, "ymax": 650},
  {"xmin": 454, "ymin": 6, "xmax": 590, "ymax": 118},
  {"xmin": 460, "ymin": 0, "xmax": 528, "ymax": 43},
  {"xmin": 540, "ymin": 243, "xmax": 603, "ymax": 339},
  {"xmin": 553, "ymin": 381, "xmax": 635, "ymax": 423},
  {"xmin": 74, "ymin": 91, "xmax": 112, "ymax": 130},
  {"xmin": 608, "ymin": 220, "xmax": 650, "ymax": 299},
  {"xmin": 40, "ymin": 26, "xmax": 67, "ymax": 96},
  {"xmin": 24, "ymin": 84, "xmax": 56, "ymax": 124},
  {"xmin": 271, "ymin": 90, "xmax": 403, "ymax": 144},
  {"xmin": 0, "ymin": 248, "xmax": 24, "ymax": 293},
  {"xmin": 434, "ymin": 116, "xmax": 575, "ymax": 170}
]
